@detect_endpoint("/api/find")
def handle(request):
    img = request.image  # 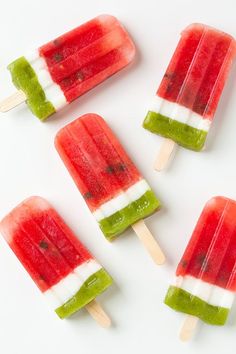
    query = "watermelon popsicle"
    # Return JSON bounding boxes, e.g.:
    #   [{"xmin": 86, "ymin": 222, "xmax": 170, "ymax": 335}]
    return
[
  {"xmin": 0, "ymin": 196, "xmax": 113, "ymax": 327},
  {"xmin": 55, "ymin": 114, "xmax": 165, "ymax": 265},
  {"xmin": 0, "ymin": 15, "xmax": 135, "ymax": 119},
  {"xmin": 143, "ymin": 23, "xmax": 236, "ymax": 171},
  {"xmin": 164, "ymin": 197, "xmax": 236, "ymax": 340}
]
